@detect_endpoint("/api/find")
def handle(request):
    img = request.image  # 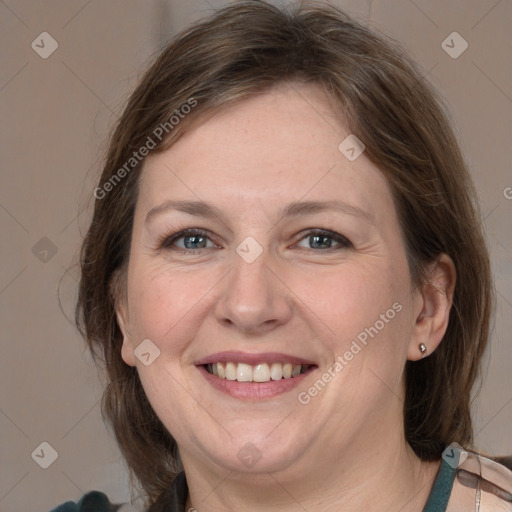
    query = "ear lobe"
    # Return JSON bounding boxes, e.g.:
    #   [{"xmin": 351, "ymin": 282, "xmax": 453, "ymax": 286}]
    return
[
  {"xmin": 120, "ymin": 336, "xmax": 136, "ymax": 367},
  {"xmin": 408, "ymin": 254, "xmax": 456, "ymax": 361}
]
